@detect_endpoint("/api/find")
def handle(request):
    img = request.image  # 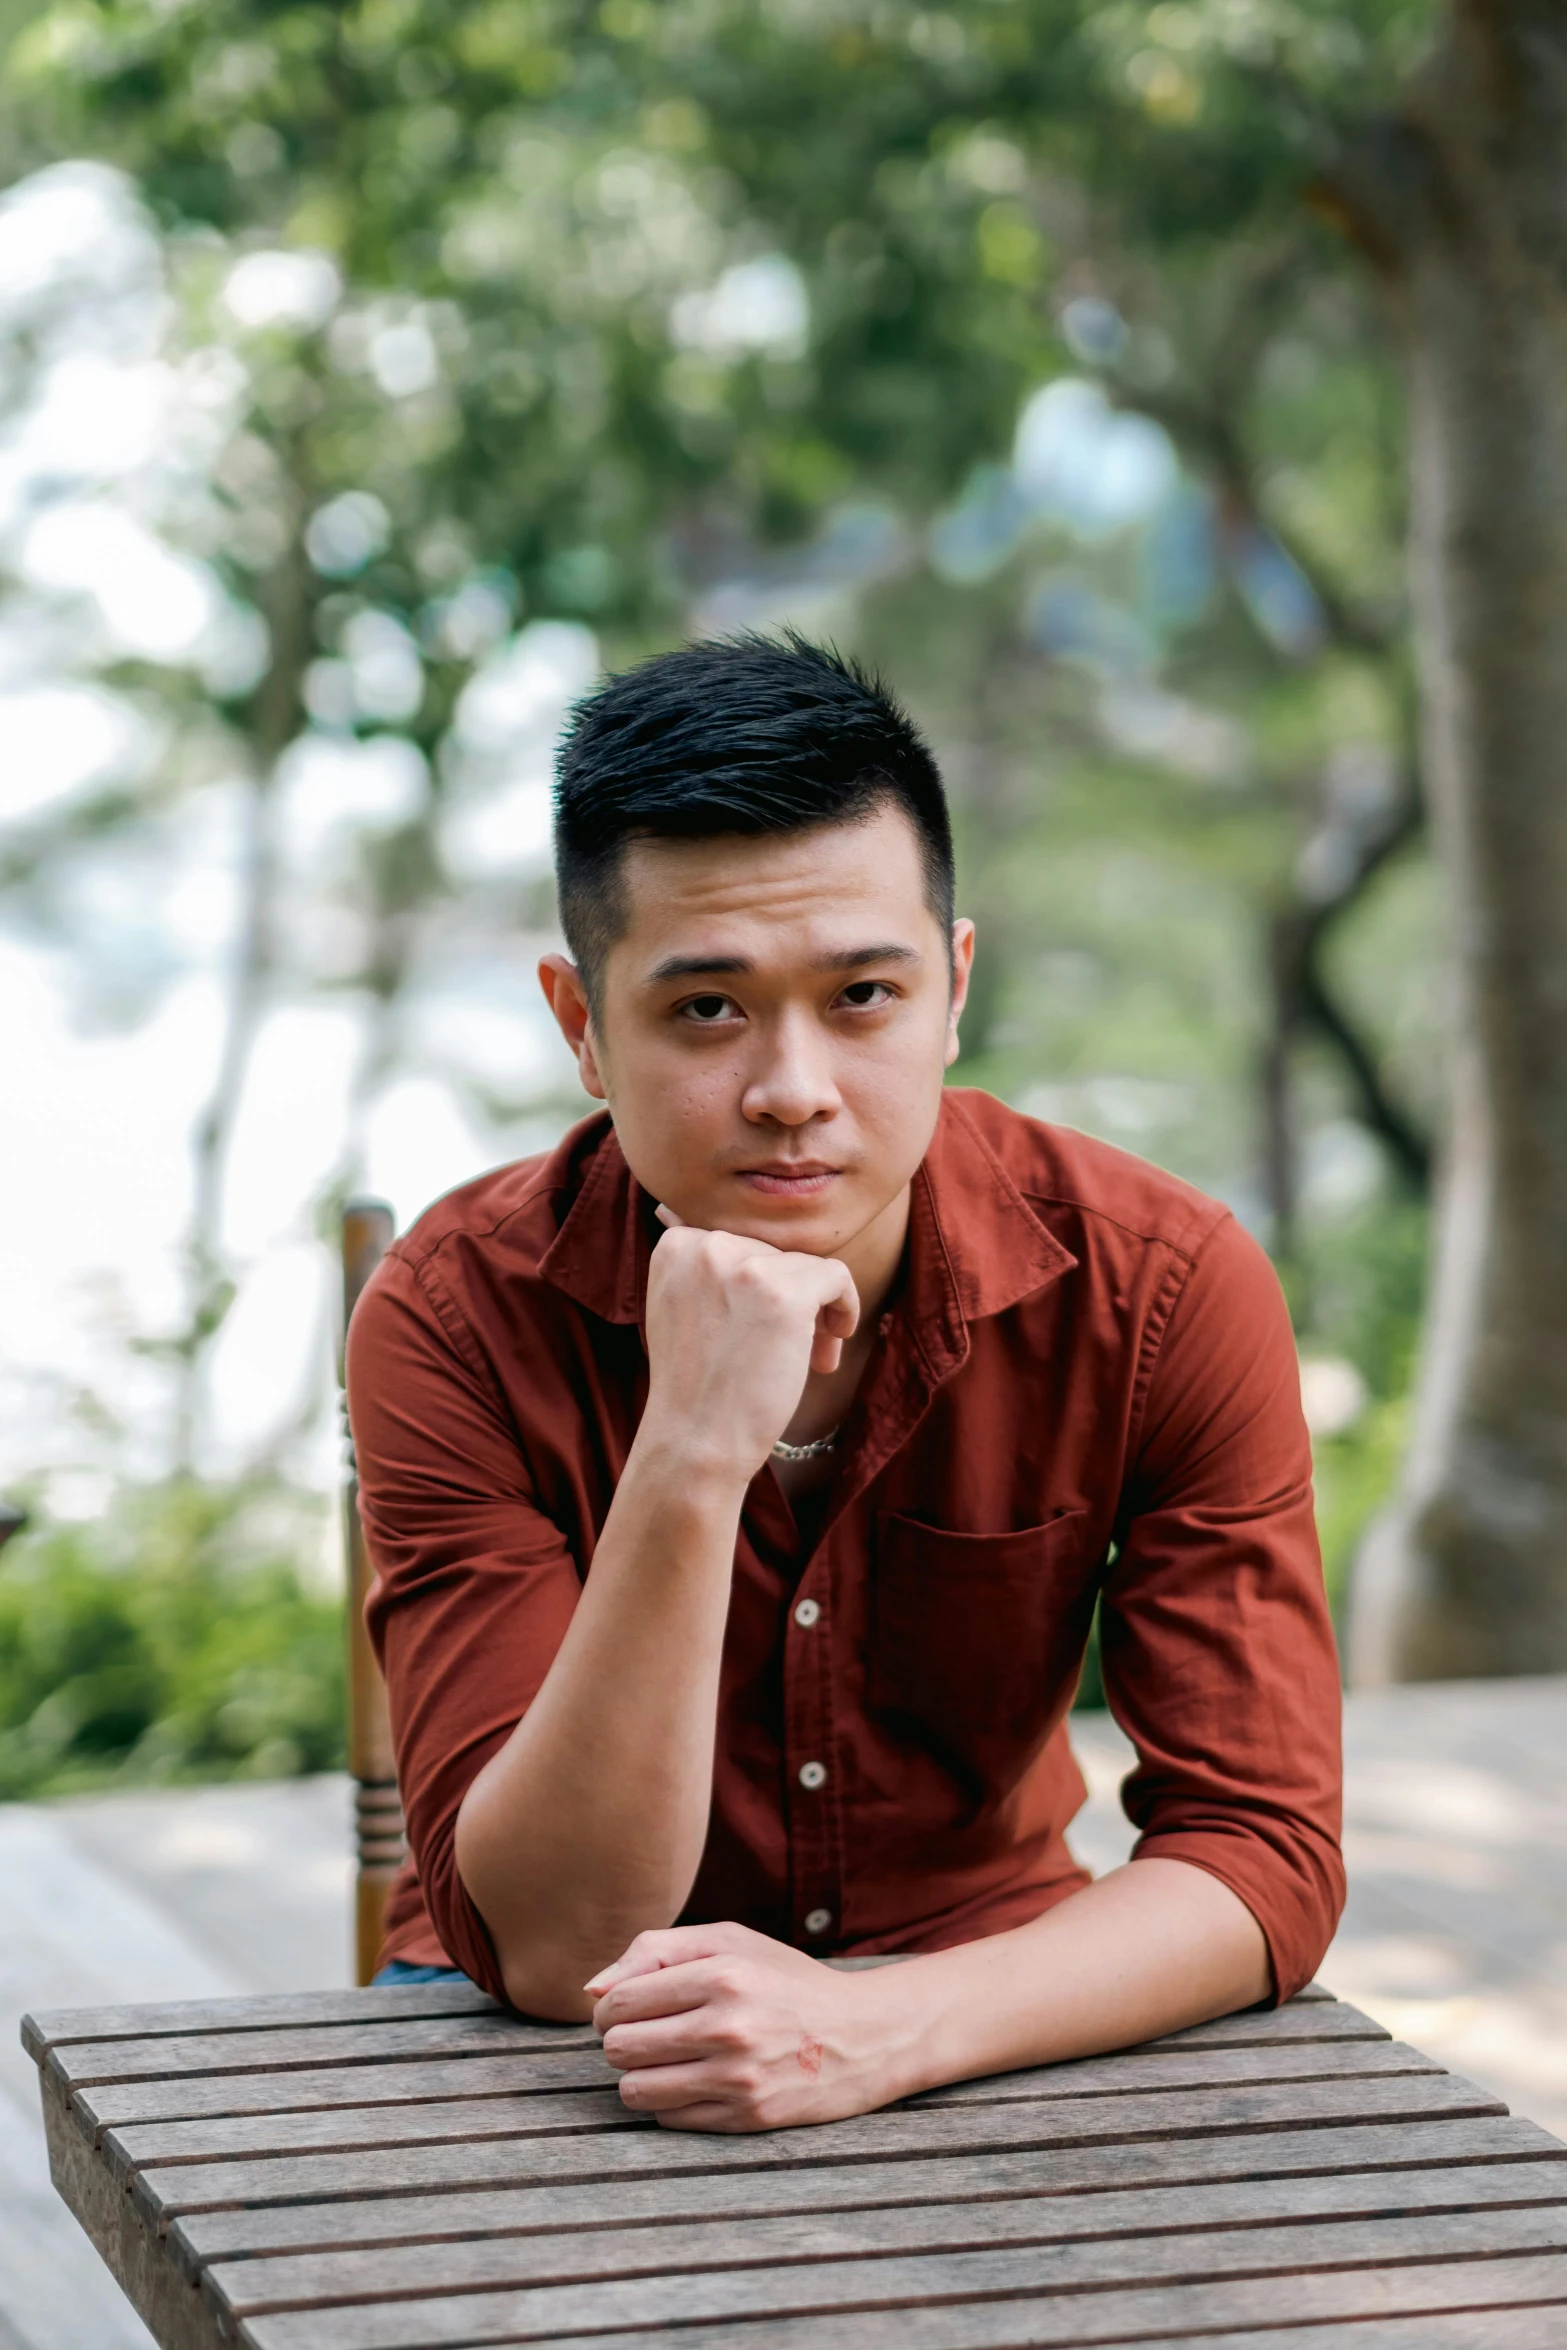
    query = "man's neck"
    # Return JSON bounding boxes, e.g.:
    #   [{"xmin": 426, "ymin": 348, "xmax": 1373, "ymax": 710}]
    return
[
  {"xmin": 776, "ymin": 1181, "xmax": 911, "ymax": 1460},
  {"xmin": 833, "ymin": 1181, "xmax": 912, "ymax": 1330}
]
